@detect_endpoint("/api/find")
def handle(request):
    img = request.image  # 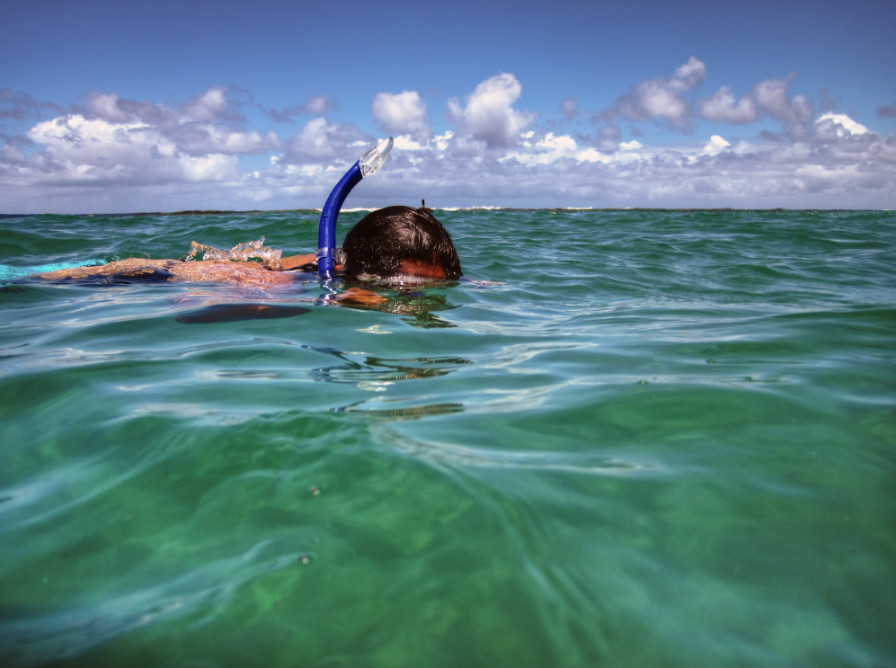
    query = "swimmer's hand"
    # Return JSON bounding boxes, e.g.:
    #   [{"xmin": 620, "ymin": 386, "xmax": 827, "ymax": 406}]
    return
[
  {"xmin": 334, "ymin": 287, "xmax": 388, "ymax": 306},
  {"xmin": 280, "ymin": 253, "xmax": 344, "ymax": 272},
  {"xmin": 280, "ymin": 253, "xmax": 316, "ymax": 270}
]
